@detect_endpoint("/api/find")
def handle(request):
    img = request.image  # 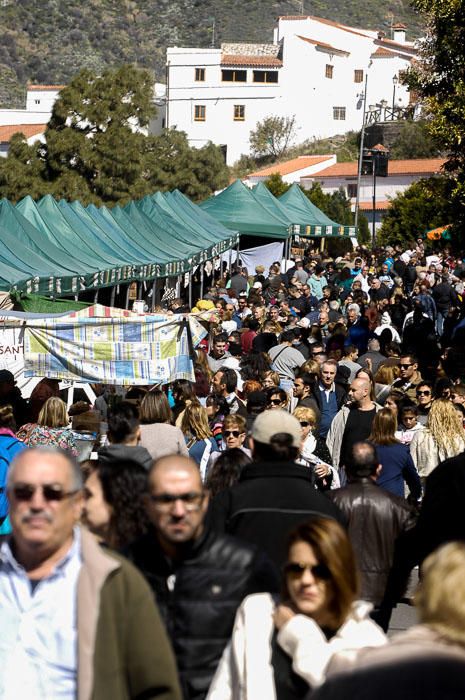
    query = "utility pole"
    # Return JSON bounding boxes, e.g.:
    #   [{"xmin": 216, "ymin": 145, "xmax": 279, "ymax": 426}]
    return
[{"xmin": 354, "ymin": 74, "xmax": 368, "ymax": 231}]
